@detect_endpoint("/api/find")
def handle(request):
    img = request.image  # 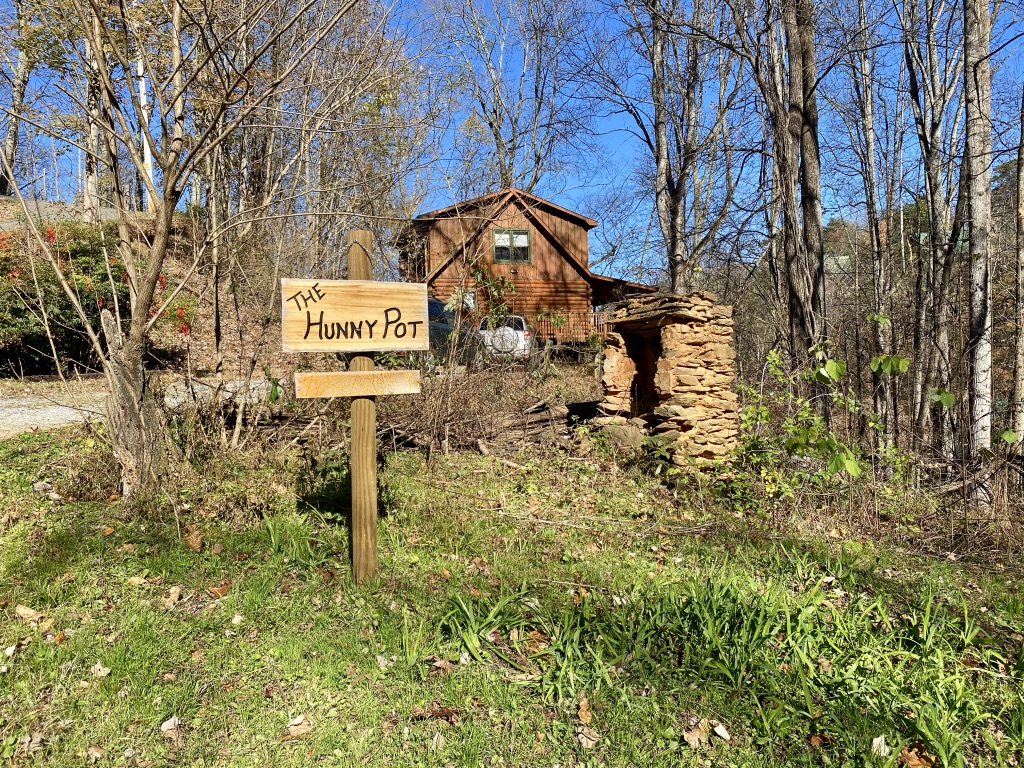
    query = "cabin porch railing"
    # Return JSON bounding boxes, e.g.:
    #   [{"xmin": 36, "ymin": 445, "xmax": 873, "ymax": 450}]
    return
[{"xmin": 530, "ymin": 310, "xmax": 612, "ymax": 344}]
